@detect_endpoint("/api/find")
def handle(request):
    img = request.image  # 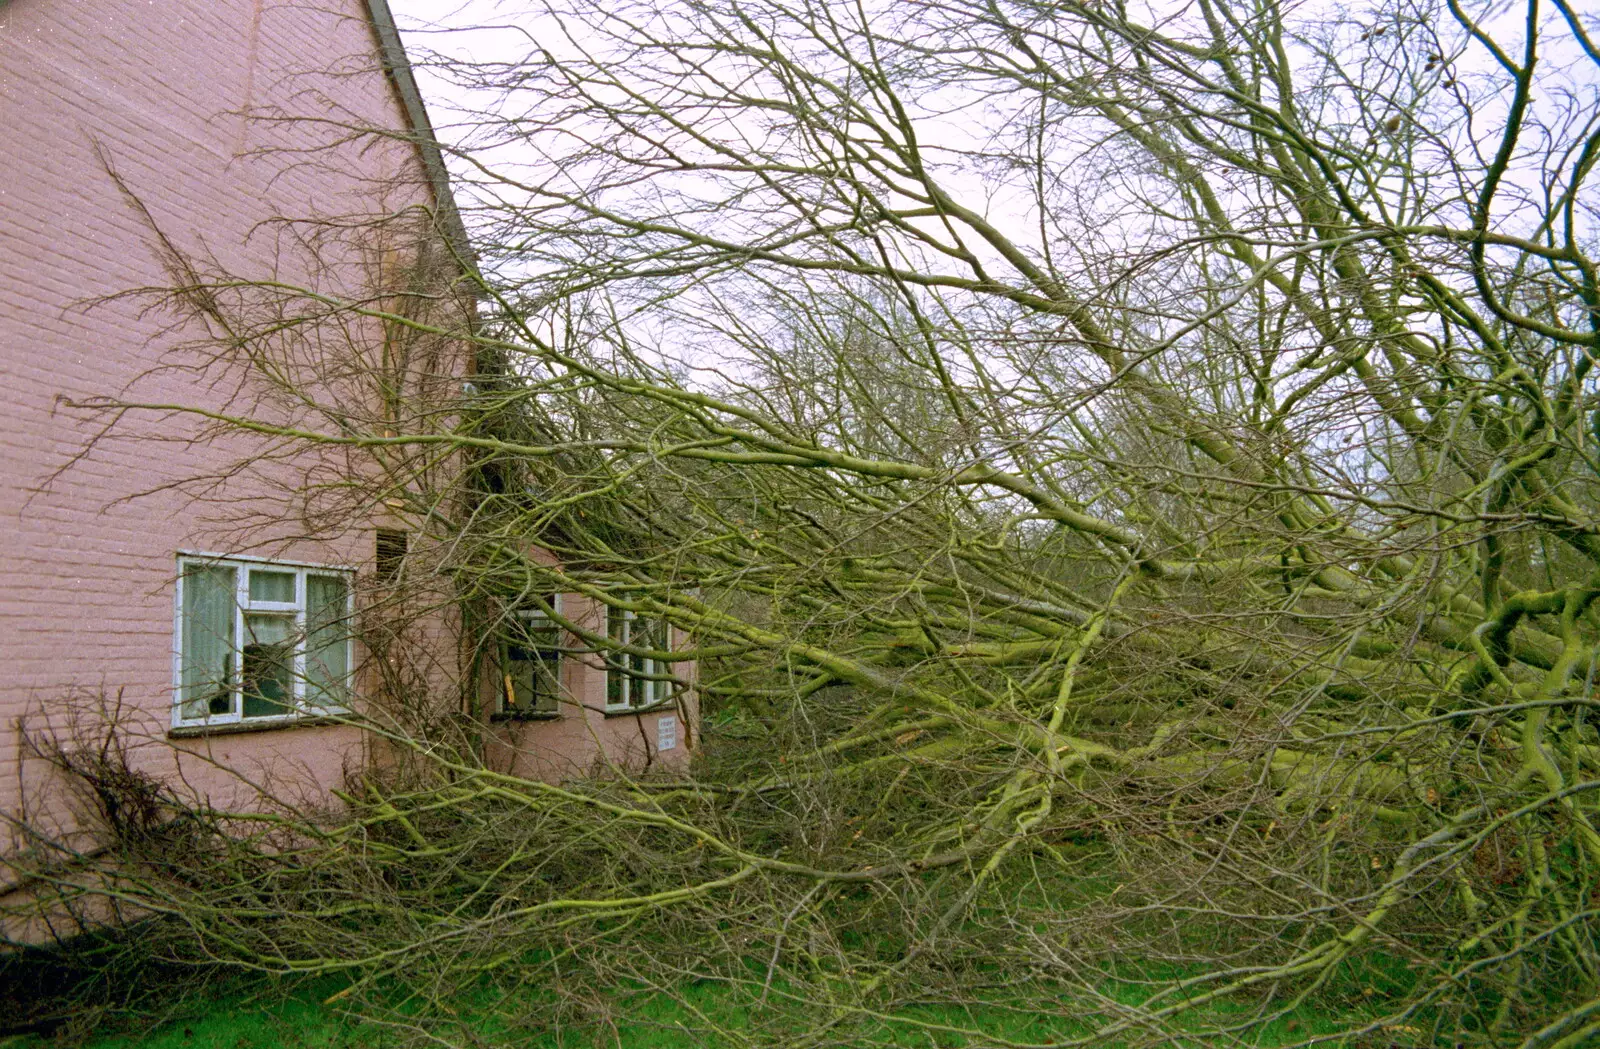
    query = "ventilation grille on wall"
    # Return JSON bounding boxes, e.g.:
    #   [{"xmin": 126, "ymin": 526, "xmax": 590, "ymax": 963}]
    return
[{"xmin": 375, "ymin": 529, "xmax": 408, "ymax": 583}]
